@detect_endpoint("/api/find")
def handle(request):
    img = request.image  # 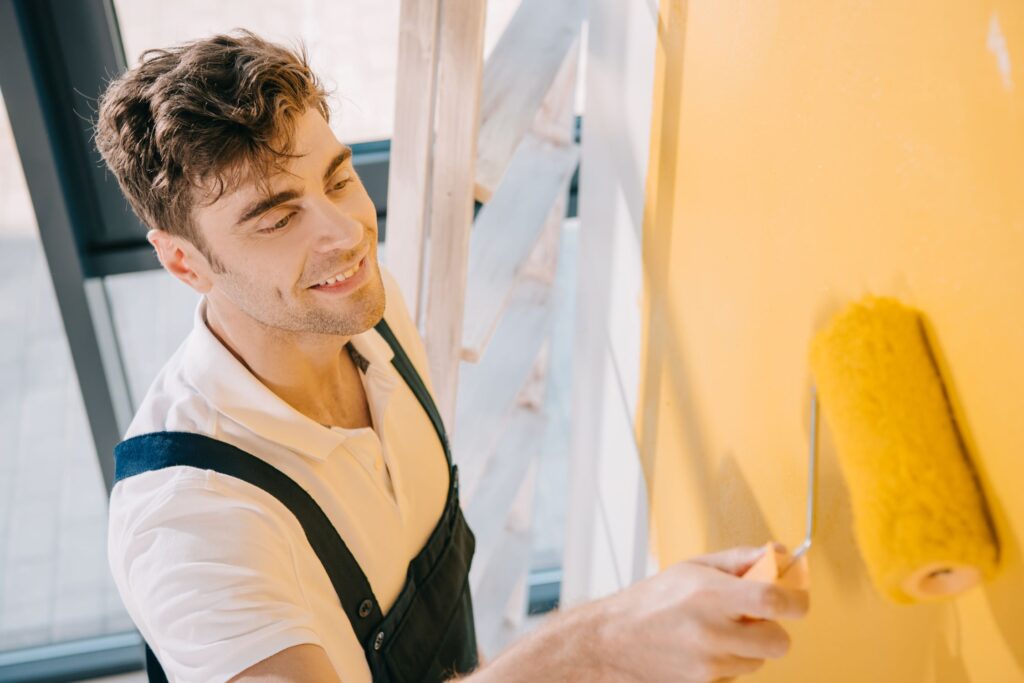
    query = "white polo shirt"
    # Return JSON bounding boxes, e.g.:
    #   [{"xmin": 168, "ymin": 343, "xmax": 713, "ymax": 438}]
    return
[{"xmin": 107, "ymin": 266, "xmax": 450, "ymax": 683}]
